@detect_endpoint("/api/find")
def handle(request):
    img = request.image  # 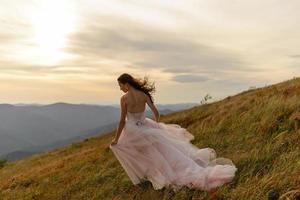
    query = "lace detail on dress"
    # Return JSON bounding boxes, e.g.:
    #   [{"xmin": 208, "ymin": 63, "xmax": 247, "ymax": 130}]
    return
[
  {"xmin": 126, "ymin": 110, "xmax": 146, "ymax": 126},
  {"xmin": 135, "ymin": 121, "xmax": 144, "ymax": 126}
]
